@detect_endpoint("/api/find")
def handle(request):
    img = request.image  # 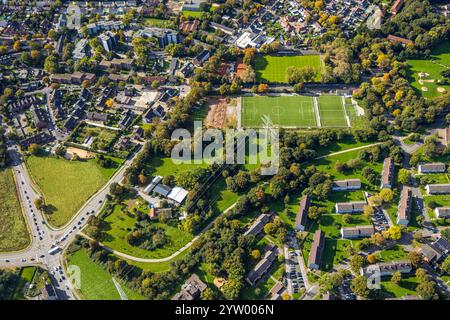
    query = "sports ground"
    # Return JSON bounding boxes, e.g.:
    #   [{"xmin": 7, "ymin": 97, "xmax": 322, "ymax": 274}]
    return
[
  {"xmin": 254, "ymin": 55, "xmax": 323, "ymax": 83},
  {"xmin": 241, "ymin": 95, "xmax": 350, "ymax": 128}
]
